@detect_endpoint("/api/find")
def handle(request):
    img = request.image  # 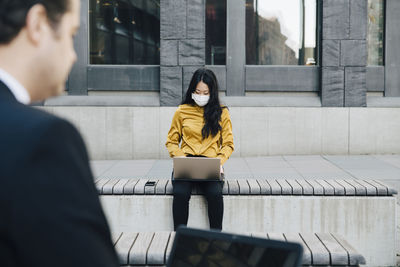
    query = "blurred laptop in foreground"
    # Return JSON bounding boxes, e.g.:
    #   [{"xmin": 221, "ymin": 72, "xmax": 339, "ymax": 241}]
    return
[{"xmin": 167, "ymin": 226, "xmax": 303, "ymax": 267}]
